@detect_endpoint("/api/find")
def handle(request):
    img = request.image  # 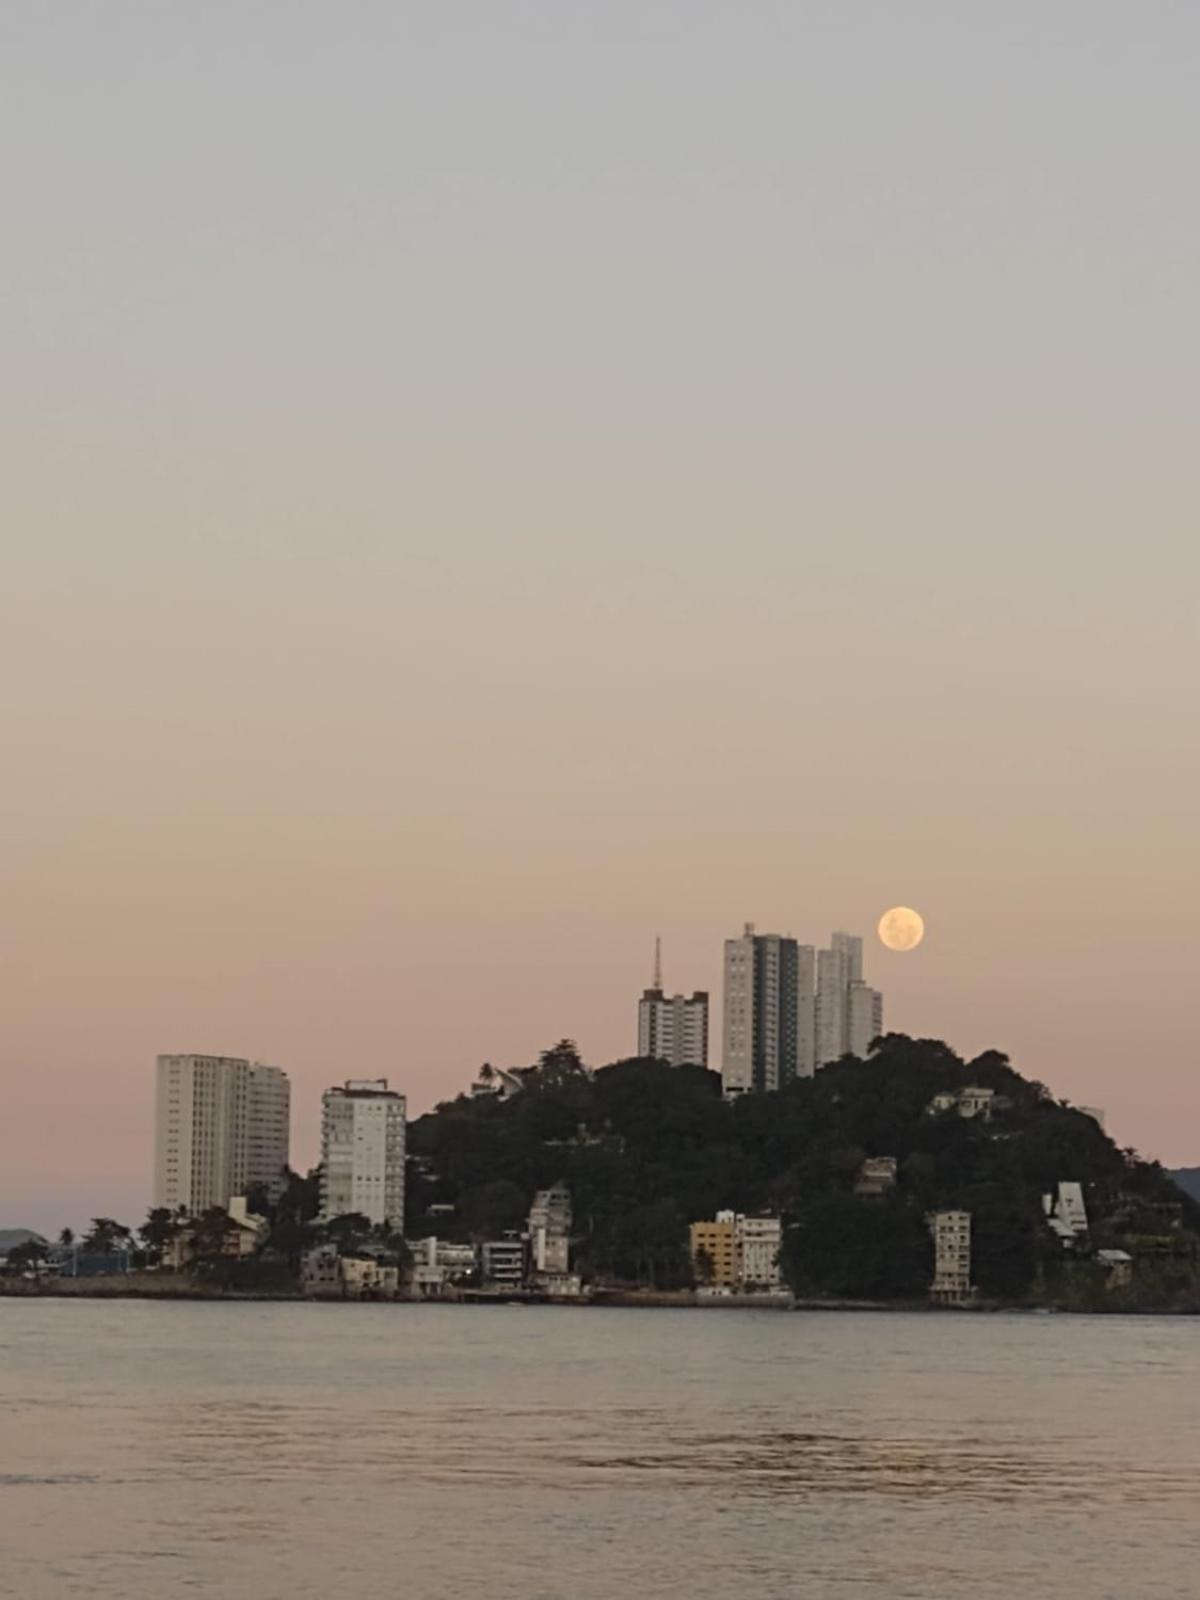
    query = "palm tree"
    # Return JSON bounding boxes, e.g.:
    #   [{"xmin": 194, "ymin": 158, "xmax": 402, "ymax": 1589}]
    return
[{"xmin": 58, "ymin": 1227, "xmax": 75, "ymax": 1249}]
